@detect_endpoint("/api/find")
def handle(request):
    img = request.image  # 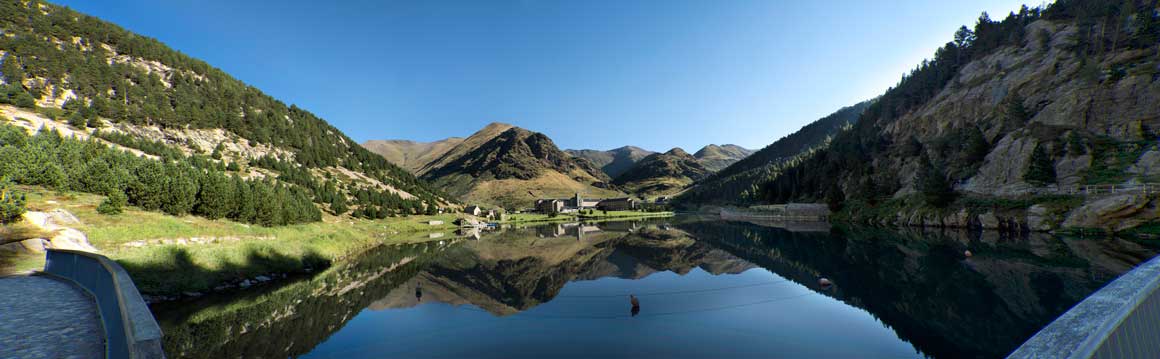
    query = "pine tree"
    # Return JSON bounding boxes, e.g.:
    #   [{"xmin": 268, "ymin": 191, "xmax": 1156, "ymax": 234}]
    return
[
  {"xmin": 1006, "ymin": 94, "xmax": 1029, "ymax": 123},
  {"xmin": 329, "ymin": 194, "xmax": 349, "ymax": 216},
  {"xmin": 918, "ymin": 154, "xmax": 955, "ymax": 207},
  {"xmin": 0, "ymin": 178, "xmax": 26, "ymax": 224},
  {"xmin": 161, "ymin": 163, "xmax": 198, "ymax": 215},
  {"xmin": 13, "ymin": 90, "xmax": 36, "ymax": 108},
  {"xmin": 963, "ymin": 127, "xmax": 989, "ymax": 164},
  {"xmin": 0, "ymin": 56, "xmax": 24, "ymax": 85},
  {"xmin": 824, "ymin": 181, "xmax": 845, "ymax": 211},
  {"xmin": 129, "ymin": 161, "xmax": 167, "ymax": 211},
  {"xmin": 211, "ymin": 142, "xmax": 225, "ymax": 160},
  {"xmin": 1025, "ymin": 144, "xmax": 1057, "ymax": 184},
  {"xmin": 195, "ymin": 172, "xmax": 234, "ymax": 219},
  {"xmin": 96, "ymin": 191, "xmax": 127, "ymax": 215}
]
